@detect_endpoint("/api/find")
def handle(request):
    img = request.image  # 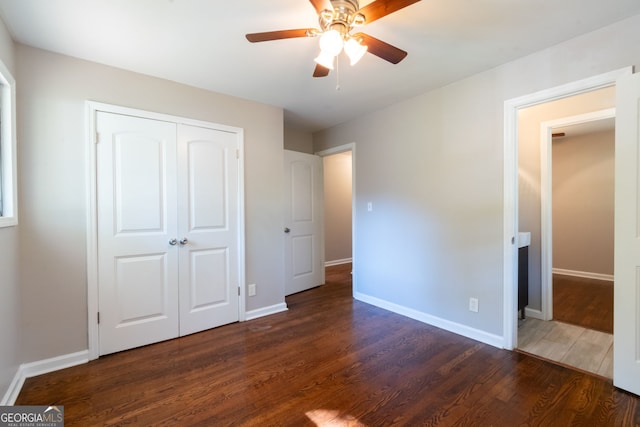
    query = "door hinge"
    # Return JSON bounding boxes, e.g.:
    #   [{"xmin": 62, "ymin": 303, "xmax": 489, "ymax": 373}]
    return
[
  {"xmin": 236, "ymin": 149, "xmax": 239, "ymax": 160},
  {"xmin": 97, "ymin": 312, "xmax": 100, "ymax": 324},
  {"xmin": 95, "ymin": 131, "xmax": 100, "ymax": 144},
  {"xmin": 238, "ymin": 286, "xmax": 241, "ymax": 296}
]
